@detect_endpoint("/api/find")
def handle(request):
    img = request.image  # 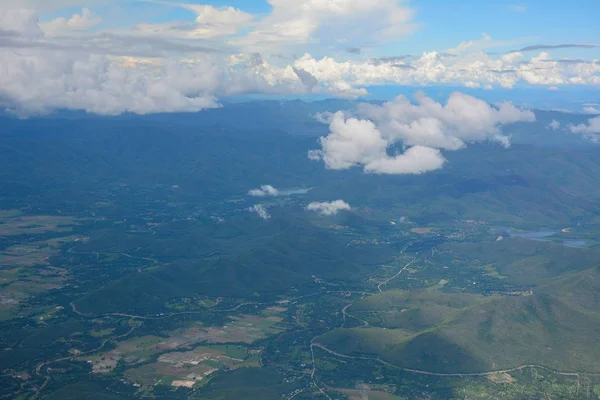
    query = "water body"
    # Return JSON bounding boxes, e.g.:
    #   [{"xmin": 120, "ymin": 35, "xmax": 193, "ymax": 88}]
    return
[
  {"xmin": 564, "ymin": 240, "xmax": 587, "ymax": 248},
  {"xmin": 509, "ymin": 231, "xmax": 556, "ymax": 239},
  {"xmin": 495, "ymin": 227, "xmax": 586, "ymax": 248}
]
